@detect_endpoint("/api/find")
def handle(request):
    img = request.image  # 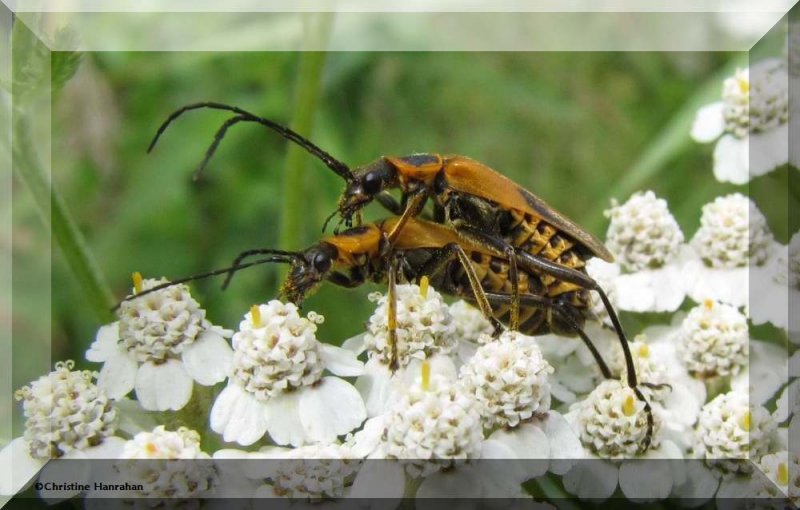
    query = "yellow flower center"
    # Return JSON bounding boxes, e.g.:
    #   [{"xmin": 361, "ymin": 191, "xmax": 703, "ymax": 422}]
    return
[
  {"xmin": 421, "ymin": 360, "xmax": 431, "ymax": 391},
  {"xmin": 250, "ymin": 305, "xmax": 262, "ymax": 328},
  {"xmin": 132, "ymin": 272, "xmax": 143, "ymax": 294},
  {"xmin": 623, "ymin": 394, "xmax": 637, "ymax": 417},
  {"xmin": 419, "ymin": 275, "xmax": 430, "ymax": 299},
  {"xmin": 778, "ymin": 462, "xmax": 789, "ymax": 486},
  {"xmin": 638, "ymin": 343, "xmax": 650, "ymax": 358},
  {"xmin": 740, "ymin": 410, "xmax": 752, "ymax": 432},
  {"xmin": 703, "ymin": 299, "xmax": 714, "ymax": 311}
]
